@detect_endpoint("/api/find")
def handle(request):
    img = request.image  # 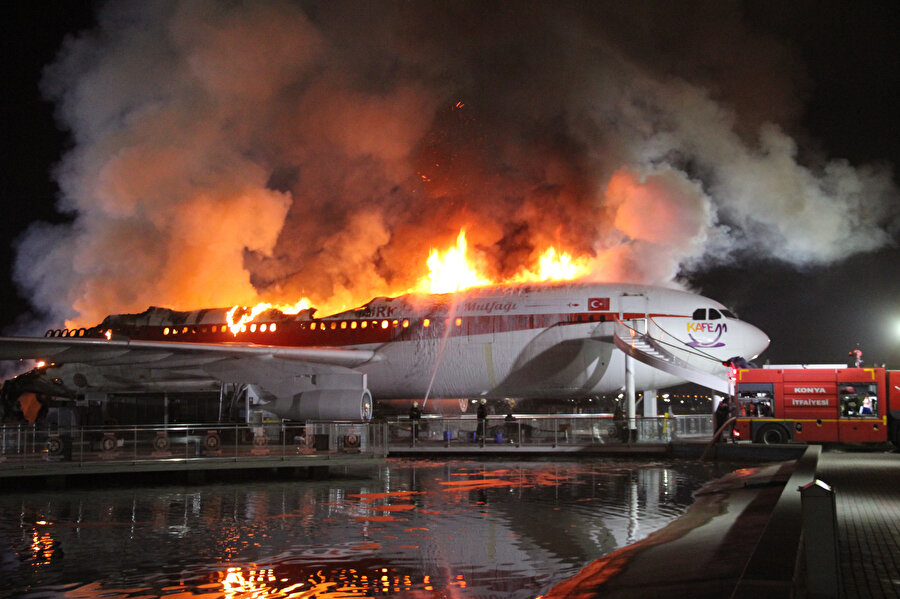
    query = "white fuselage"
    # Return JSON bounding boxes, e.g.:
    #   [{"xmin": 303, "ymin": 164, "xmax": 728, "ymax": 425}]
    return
[{"xmin": 323, "ymin": 282, "xmax": 769, "ymax": 400}]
